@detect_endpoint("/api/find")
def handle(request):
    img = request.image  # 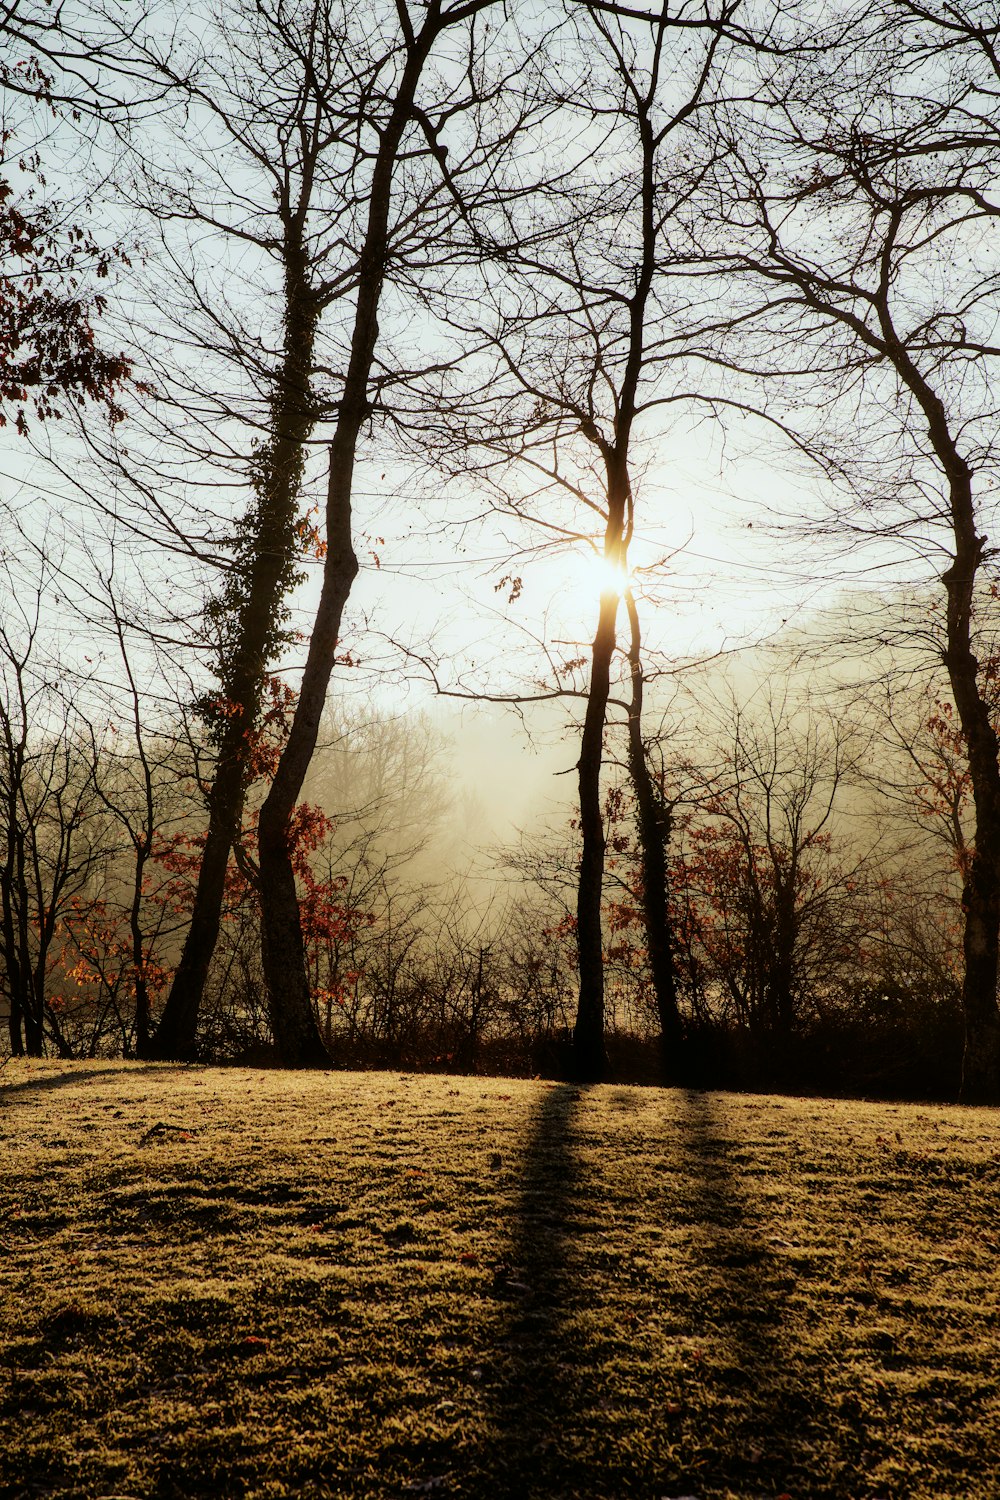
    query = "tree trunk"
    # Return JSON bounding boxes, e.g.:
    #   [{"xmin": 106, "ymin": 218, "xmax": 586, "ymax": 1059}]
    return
[
  {"xmin": 623, "ymin": 589, "xmax": 685, "ymax": 1083},
  {"xmin": 145, "ymin": 232, "xmax": 320, "ymax": 1061},
  {"xmin": 257, "ymin": 813, "xmax": 332, "ymax": 1069},
  {"xmin": 875, "ymin": 319, "xmax": 1000, "ymax": 1103},
  {"xmin": 22, "ymin": 998, "xmax": 43, "ymax": 1057},
  {"xmin": 768, "ymin": 872, "xmax": 798, "ymax": 1039},
  {"xmin": 2, "ymin": 862, "xmax": 43, "ymax": 1055},
  {"xmin": 145, "ymin": 804, "xmax": 237, "ymax": 1059},
  {"xmin": 573, "ymin": 583, "xmax": 618, "ymax": 1083},
  {"xmin": 927, "ymin": 409, "xmax": 1000, "ymax": 1102},
  {"xmin": 942, "ymin": 535, "xmax": 1000, "ymax": 1103},
  {"xmin": 257, "ymin": 438, "xmax": 359, "ymax": 1068},
  {"xmin": 256, "ymin": 12, "xmax": 441, "ymax": 1066},
  {"xmin": 1, "ymin": 887, "xmax": 26, "ymax": 1056},
  {"xmin": 959, "ymin": 916, "xmax": 1000, "ymax": 1104},
  {"xmin": 7, "ymin": 991, "xmax": 24, "ymax": 1057}
]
